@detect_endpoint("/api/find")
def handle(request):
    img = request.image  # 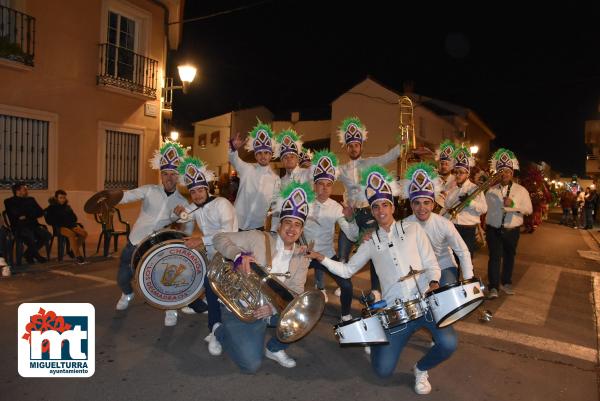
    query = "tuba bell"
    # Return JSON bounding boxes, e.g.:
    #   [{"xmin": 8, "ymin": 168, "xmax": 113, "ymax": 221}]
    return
[{"xmin": 207, "ymin": 252, "xmax": 325, "ymax": 343}]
